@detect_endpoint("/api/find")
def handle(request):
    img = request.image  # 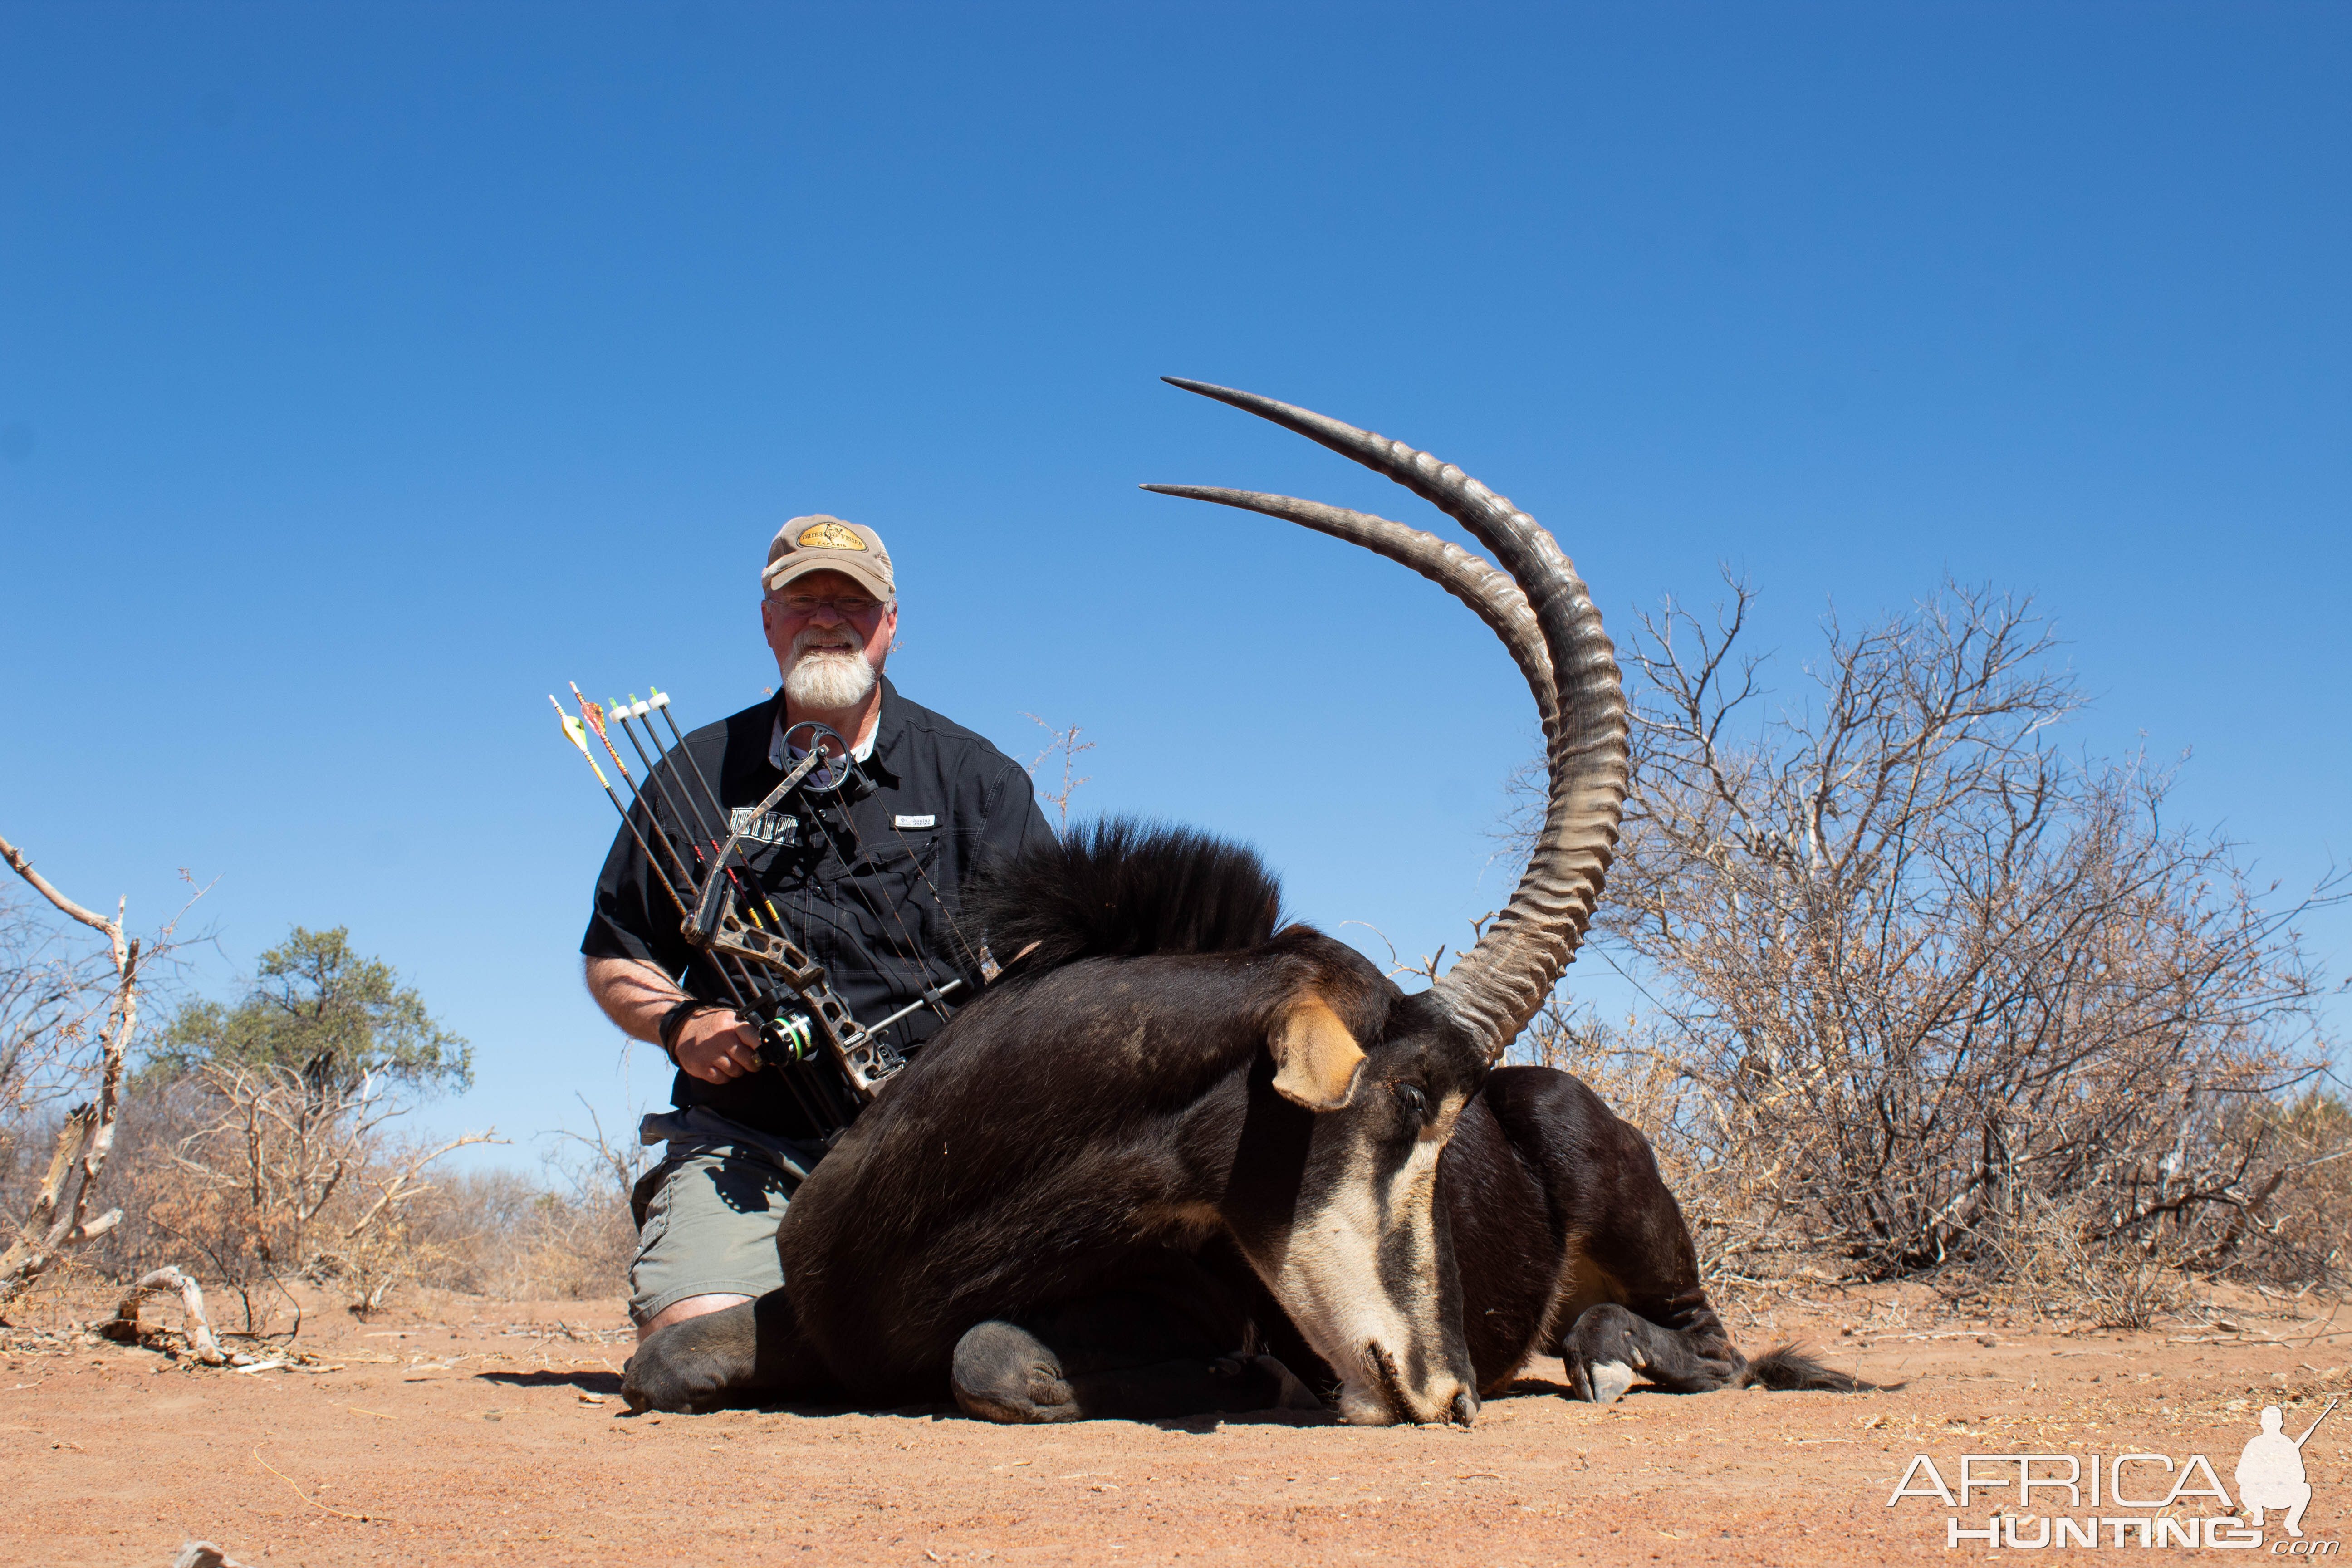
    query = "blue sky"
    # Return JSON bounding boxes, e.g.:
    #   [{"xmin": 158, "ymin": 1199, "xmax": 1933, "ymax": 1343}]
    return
[{"xmin": 4, "ymin": 2, "xmax": 2345, "ymax": 1167}]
